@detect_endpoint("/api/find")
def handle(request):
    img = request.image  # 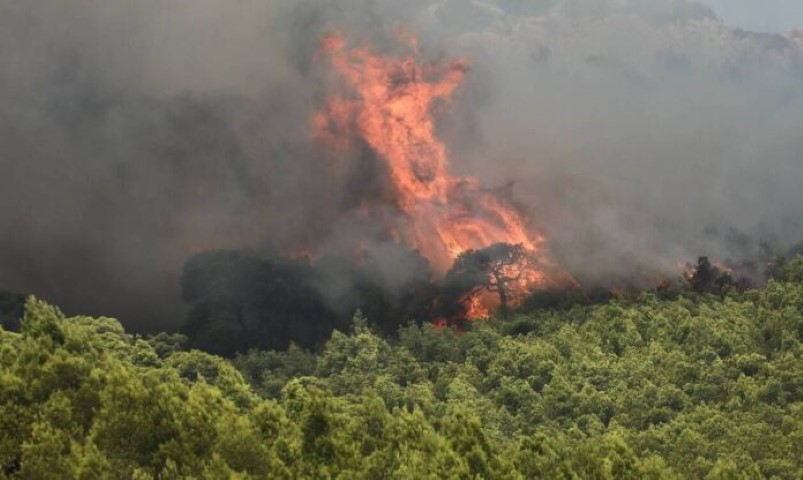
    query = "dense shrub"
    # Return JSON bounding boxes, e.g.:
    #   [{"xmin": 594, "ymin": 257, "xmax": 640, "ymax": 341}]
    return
[{"xmin": 2, "ymin": 261, "xmax": 802, "ymax": 478}]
